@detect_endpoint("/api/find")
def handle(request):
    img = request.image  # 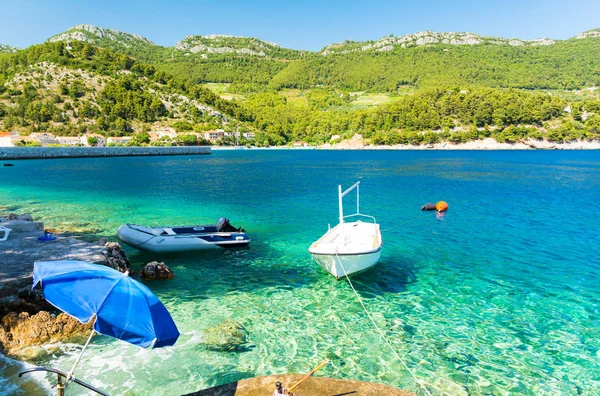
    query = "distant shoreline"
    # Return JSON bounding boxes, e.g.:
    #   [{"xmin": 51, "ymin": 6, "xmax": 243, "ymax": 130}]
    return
[{"xmin": 212, "ymin": 138, "xmax": 600, "ymax": 150}]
